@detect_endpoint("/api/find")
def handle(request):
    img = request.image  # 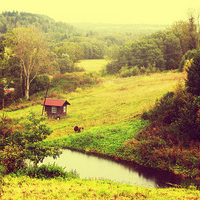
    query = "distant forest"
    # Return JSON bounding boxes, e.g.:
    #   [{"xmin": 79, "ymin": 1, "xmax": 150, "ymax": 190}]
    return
[{"xmin": 0, "ymin": 11, "xmax": 199, "ymax": 101}]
